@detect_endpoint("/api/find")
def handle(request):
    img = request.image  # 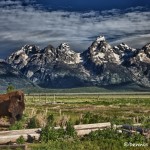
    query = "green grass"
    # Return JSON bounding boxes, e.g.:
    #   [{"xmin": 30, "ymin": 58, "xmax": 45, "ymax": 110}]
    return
[
  {"xmin": 23, "ymin": 83, "xmax": 150, "ymax": 94},
  {"xmin": 29, "ymin": 130, "xmax": 150, "ymax": 150},
  {"xmin": 6, "ymin": 94, "xmax": 150, "ymax": 150},
  {"xmin": 24, "ymin": 94, "xmax": 150, "ymax": 127},
  {"xmin": 24, "ymin": 86, "xmax": 110, "ymax": 94}
]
